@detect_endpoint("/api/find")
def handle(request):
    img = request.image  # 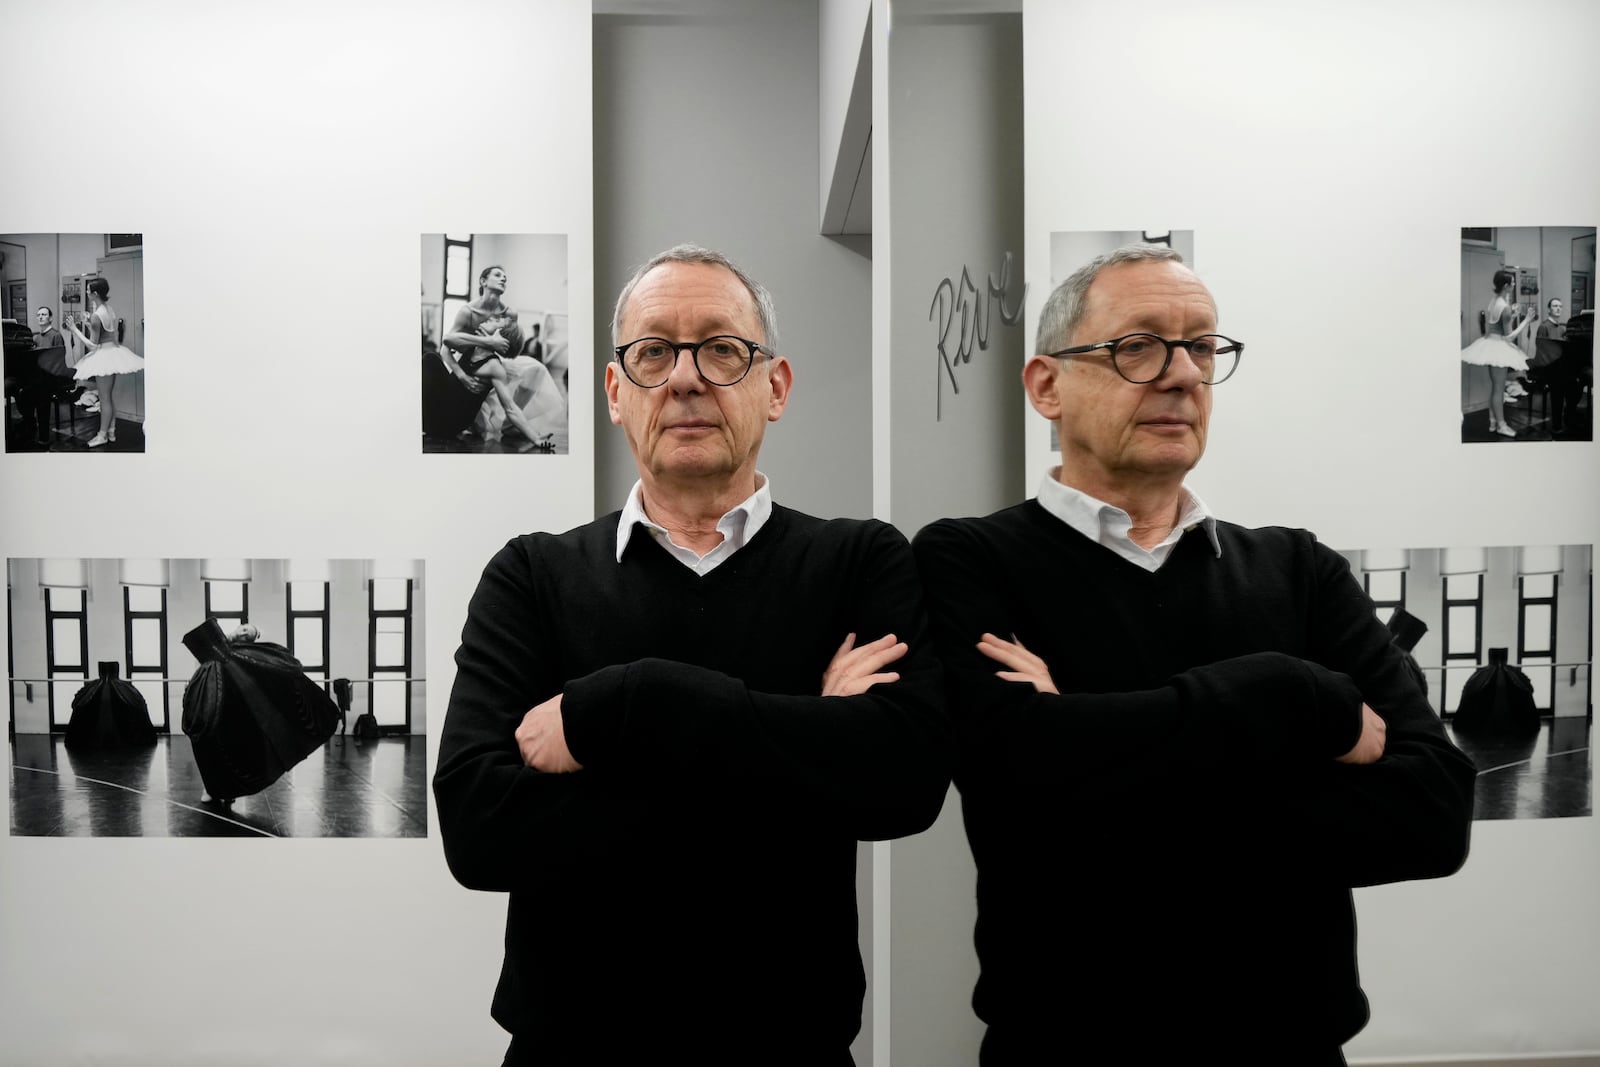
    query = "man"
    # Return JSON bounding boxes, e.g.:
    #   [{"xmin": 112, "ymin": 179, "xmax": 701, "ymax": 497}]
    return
[
  {"xmin": 1535, "ymin": 297, "xmax": 1586, "ymax": 438},
  {"xmin": 913, "ymin": 246, "xmax": 1475, "ymax": 1064},
  {"xmin": 33, "ymin": 306, "xmax": 63, "ymax": 349},
  {"xmin": 435, "ymin": 245, "xmax": 951, "ymax": 1065}
]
